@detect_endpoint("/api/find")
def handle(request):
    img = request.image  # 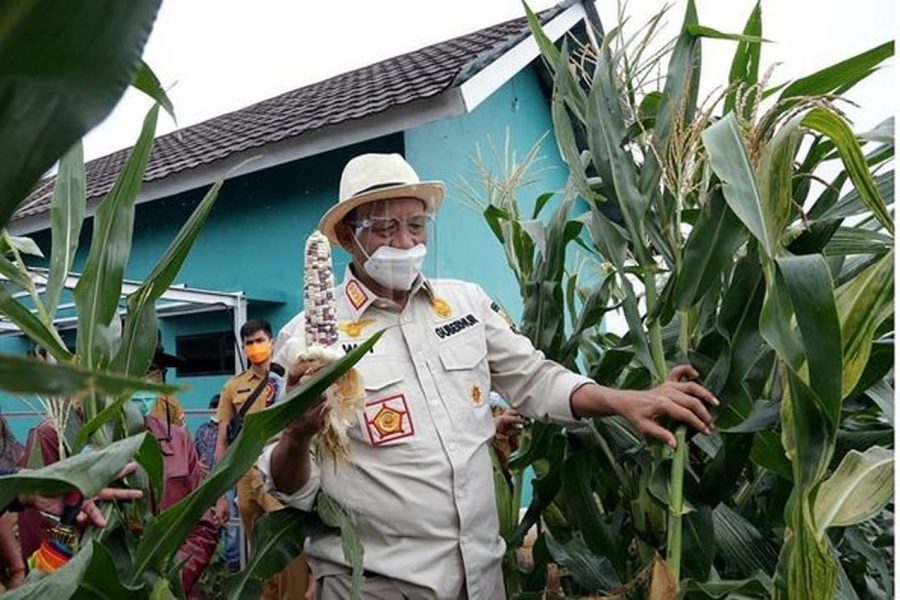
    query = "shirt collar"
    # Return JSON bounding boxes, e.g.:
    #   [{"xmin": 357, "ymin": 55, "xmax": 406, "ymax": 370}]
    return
[{"xmin": 341, "ymin": 266, "xmax": 434, "ymax": 320}]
